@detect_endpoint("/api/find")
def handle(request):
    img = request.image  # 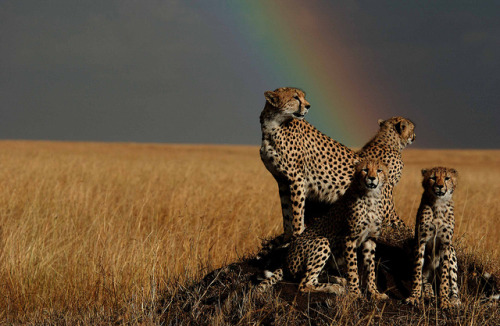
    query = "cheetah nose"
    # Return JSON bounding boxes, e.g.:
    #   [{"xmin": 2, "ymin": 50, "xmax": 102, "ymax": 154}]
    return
[
  {"xmin": 305, "ymin": 104, "xmax": 310, "ymax": 109},
  {"xmin": 436, "ymin": 185, "xmax": 444, "ymax": 189},
  {"xmin": 368, "ymin": 176, "xmax": 376, "ymax": 181}
]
